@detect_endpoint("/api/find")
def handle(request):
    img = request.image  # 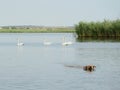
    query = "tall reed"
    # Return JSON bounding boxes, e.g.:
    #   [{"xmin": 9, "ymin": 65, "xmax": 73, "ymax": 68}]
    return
[{"xmin": 75, "ymin": 19, "xmax": 120, "ymax": 38}]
